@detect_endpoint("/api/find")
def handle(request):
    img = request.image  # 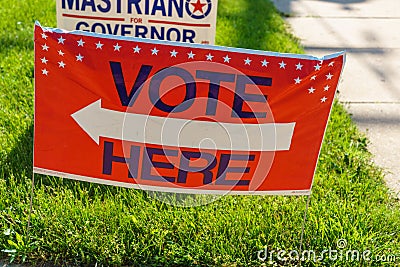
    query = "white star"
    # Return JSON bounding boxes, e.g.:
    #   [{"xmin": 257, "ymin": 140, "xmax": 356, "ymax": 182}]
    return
[
  {"xmin": 321, "ymin": 96, "xmax": 328, "ymax": 103},
  {"xmin": 151, "ymin": 47, "xmax": 159, "ymax": 55},
  {"xmin": 314, "ymin": 64, "xmax": 321, "ymax": 71},
  {"xmin": 40, "ymin": 57, "xmax": 48, "ymax": 64},
  {"xmin": 324, "ymin": 85, "xmax": 330, "ymax": 91},
  {"xmin": 170, "ymin": 49, "xmax": 178, "ymax": 57},
  {"xmin": 308, "ymin": 87, "xmax": 315, "ymax": 94},
  {"xmin": 41, "ymin": 68, "xmax": 48, "ymax": 75},
  {"xmin": 41, "ymin": 44, "xmax": 49, "ymax": 51},
  {"xmin": 295, "ymin": 62, "xmax": 303, "ymax": 70},
  {"xmin": 57, "ymin": 36, "xmax": 65, "ymax": 44},
  {"xmin": 294, "ymin": 77, "xmax": 301, "ymax": 84},
  {"xmin": 244, "ymin": 57, "xmax": 252, "ymax": 65},
  {"xmin": 133, "ymin": 45, "xmax": 141, "ymax": 53},
  {"xmin": 113, "ymin": 43, "xmax": 121, "ymax": 51},
  {"xmin": 311, "ymin": 75, "xmax": 316, "ymax": 80},
  {"xmin": 58, "ymin": 50, "xmax": 65, "ymax": 56},
  {"xmin": 261, "ymin": 59, "xmax": 269, "ymax": 67},
  {"xmin": 223, "ymin": 55, "xmax": 231, "ymax": 63},
  {"xmin": 328, "ymin": 61, "xmax": 335, "ymax": 67},
  {"xmin": 77, "ymin": 38, "xmax": 85, "ymax": 47},
  {"xmin": 206, "ymin": 53, "xmax": 214, "ymax": 61},
  {"xmin": 76, "ymin": 53, "xmax": 84, "ymax": 61},
  {"xmin": 41, "ymin": 33, "xmax": 48, "ymax": 39},
  {"xmin": 58, "ymin": 61, "xmax": 66, "ymax": 68},
  {"xmin": 326, "ymin": 73, "xmax": 333, "ymax": 80},
  {"xmin": 95, "ymin": 41, "xmax": 104, "ymax": 49},
  {"xmin": 279, "ymin": 60, "xmax": 286, "ymax": 69},
  {"xmin": 187, "ymin": 51, "xmax": 195, "ymax": 59}
]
